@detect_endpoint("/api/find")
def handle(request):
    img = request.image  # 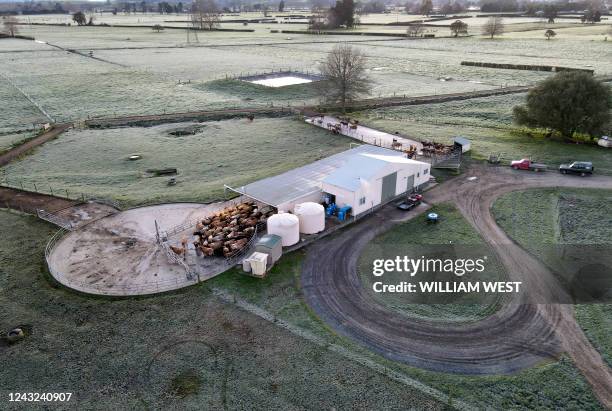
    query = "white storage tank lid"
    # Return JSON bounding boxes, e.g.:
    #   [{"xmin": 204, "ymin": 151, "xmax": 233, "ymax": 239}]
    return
[
  {"xmin": 294, "ymin": 202, "xmax": 325, "ymax": 234},
  {"xmin": 267, "ymin": 213, "xmax": 300, "ymax": 246}
]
